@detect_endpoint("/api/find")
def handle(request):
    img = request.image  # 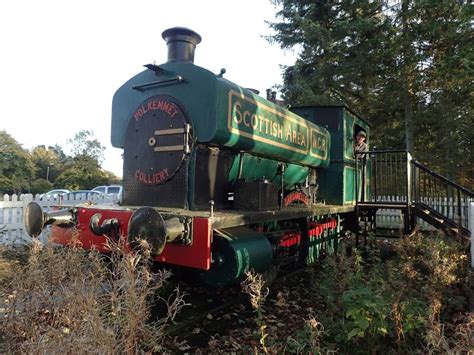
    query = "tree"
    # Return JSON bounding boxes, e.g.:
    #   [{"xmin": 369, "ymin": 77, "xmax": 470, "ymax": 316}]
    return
[
  {"xmin": 51, "ymin": 130, "xmax": 111, "ymax": 190},
  {"xmin": 30, "ymin": 179, "xmax": 54, "ymax": 195},
  {"xmin": 55, "ymin": 155, "xmax": 108, "ymax": 190},
  {"xmin": 268, "ymin": 0, "xmax": 473, "ymax": 187},
  {"xmin": 269, "ymin": 0, "xmax": 400, "ymax": 147},
  {"xmin": 0, "ymin": 130, "xmax": 36, "ymax": 194},
  {"xmin": 30, "ymin": 145, "xmax": 66, "ymax": 183},
  {"xmin": 104, "ymin": 170, "xmax": 122, "ymax": 185},
  {"xmin": 67, "ymin": 130, "xmax": 106, "ymax": 164},
  {"xmin": 411, "ymin": 1, "xmax": 473, "ymax": 184}
]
